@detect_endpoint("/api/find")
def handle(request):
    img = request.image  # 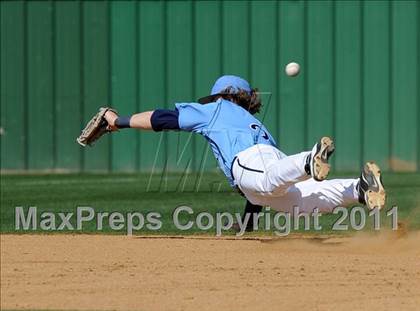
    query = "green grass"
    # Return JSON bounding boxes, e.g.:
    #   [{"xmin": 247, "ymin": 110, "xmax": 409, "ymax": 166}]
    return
[{"xmin": 1, "ymin": 172, "xmax": 420, "ymax": 235}]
